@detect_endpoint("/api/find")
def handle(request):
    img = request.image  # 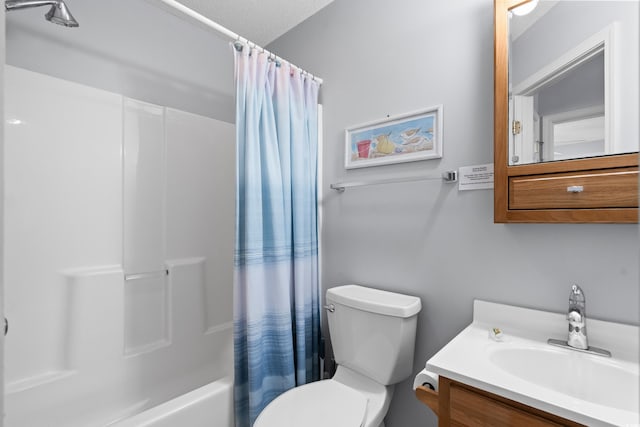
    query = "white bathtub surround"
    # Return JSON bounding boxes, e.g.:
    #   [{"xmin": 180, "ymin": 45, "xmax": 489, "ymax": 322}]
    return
[
  {"xmin": 123, "ymin": 98, "xmax": 167, "ymax": 276},
  {"xmin": 4, "ymin": 66, "xmax": 235, "ymax": 426},
  {"xmin": 165, "ymin": 108, "xmax": 235, "ymax": 329},
  {"xmin": 4, "ymin": 67, "xmax": 123, "ymax": 386},
  {"xmin": 110, "ymin": 377, "xmax": 234, "ymax": 427},
  {"xmin": 426, "ymin": 300, "xmax": 639, "ymax": 426}
]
